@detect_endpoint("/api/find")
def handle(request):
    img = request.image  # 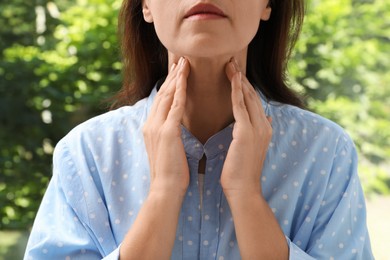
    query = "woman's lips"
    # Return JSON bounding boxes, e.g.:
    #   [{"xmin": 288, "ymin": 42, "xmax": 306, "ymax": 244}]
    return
[{"xmin": 184, "ymin": 3, "xmax": 227, "ymax": 20}]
